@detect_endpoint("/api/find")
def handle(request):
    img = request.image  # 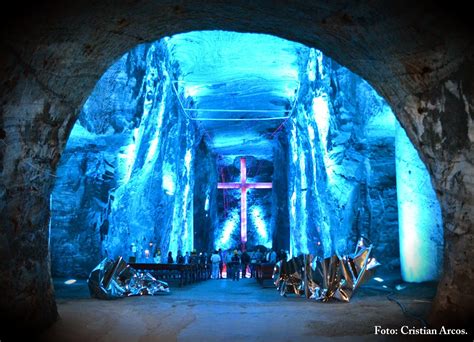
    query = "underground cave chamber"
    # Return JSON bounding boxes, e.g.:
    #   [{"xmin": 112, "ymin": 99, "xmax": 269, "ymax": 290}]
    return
[{"xmin": 50, "ymin": 31, "xmax": 444, "ymax": 284}]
